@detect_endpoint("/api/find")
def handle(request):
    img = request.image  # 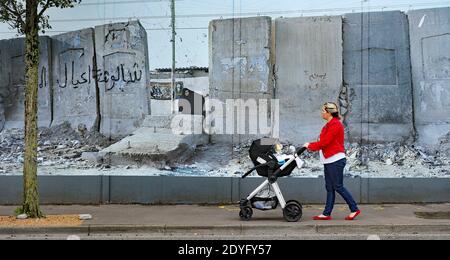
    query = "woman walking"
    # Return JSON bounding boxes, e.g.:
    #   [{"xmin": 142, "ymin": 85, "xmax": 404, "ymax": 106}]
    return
[{"xmin": 304, "ymin": 102, "xmax": 361, "ymax": 221}]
